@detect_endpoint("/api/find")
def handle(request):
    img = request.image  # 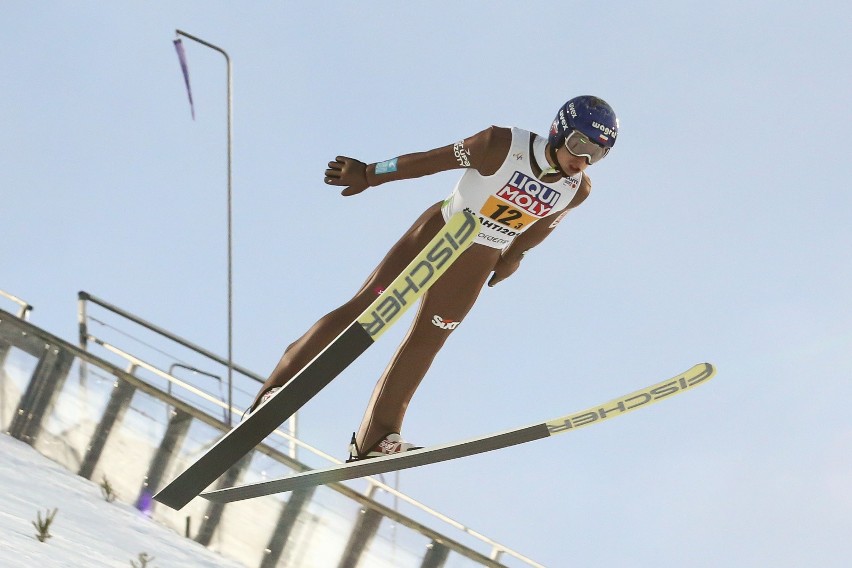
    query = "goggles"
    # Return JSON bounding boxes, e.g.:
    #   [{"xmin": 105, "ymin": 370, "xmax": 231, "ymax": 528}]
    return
[{"xmin": 564, "ymin": 130, "xmax": 610, "ymax": 165}]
